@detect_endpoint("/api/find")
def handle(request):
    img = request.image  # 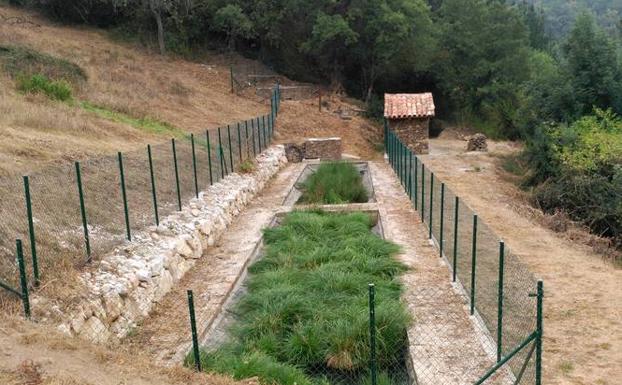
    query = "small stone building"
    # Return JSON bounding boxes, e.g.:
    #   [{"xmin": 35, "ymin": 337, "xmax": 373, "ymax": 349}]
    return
[{"xmin": 384, "ymin": 93, "xmax": 435, "ymax": 154}]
